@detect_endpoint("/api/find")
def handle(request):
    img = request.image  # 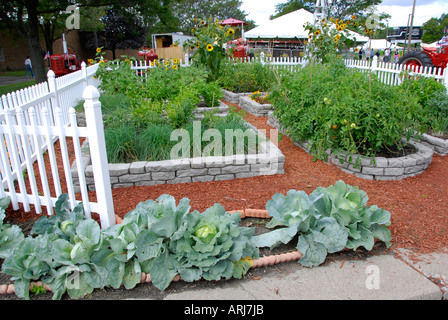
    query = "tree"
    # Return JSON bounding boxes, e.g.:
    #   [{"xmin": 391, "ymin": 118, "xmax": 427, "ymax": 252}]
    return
[
  {"xmin": 80, "ymin": 8, "xmax": 147, "ymax": 59},
  {"xmin": 271, "ymin": 0, "xmax": 387, "ymax": 22},
  {"xmin": 0, "ymin": 0, "xmax": 174, "ymax": 83},
  {"xmin": 171, "ymin": 0, "xmax": 255, "ymax": 35},
  {"xmin": 271, "ymin": 0, "xmax": 316, "ymax": 19},
  {"xmin": 421, "ymin": 14, "xmax": 448, "ymax": 44}
]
